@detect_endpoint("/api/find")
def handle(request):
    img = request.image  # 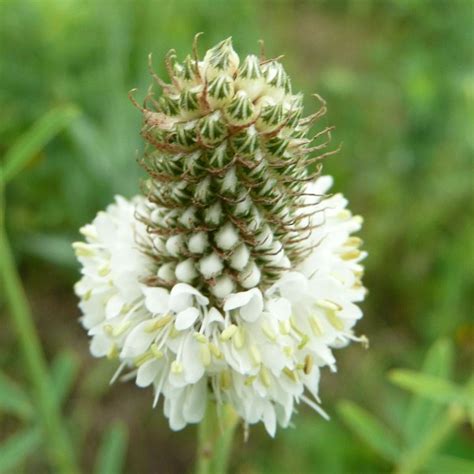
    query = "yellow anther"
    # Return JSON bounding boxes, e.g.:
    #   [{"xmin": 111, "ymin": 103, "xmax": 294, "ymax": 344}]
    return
[
  {"xmin": 107, "ymin": 344, "xmax": 118, "ymax": 360},
  {"xmin": 346, "ymin": 236, "xmax": 363, "ymax": 248},
  {"xmin": 283, "ymin": 345, "xmax": 293, "ymax": 357},
  {"xmin": 290, "ymin": 317, "xmax": 305, "ymax": 336},
  {"xmin": 169, "ymin": 327, "xmax": 180, "ymax": 338},
  {"xmin": 103, "ymin": 324, "xmax": 114, "ymax": 336},
  {"xmin": 83, "ymin": 289, "xmax": 92, "ymax": 301},
  {"xmin": 98, "ymin": 265, "xmax": 111, "ymax": 277},
  {"xmin": 359, "ymin": 335, "xmax": 370, "ymax": 349},
  {"xmin": 146, "ymin": 314, "xmax": 172, "ymax": 333},
  {"xmin": 298, "ymin": 334, "xmax": 310, "ymax": 350},
  {"xmin": 337, "ymin": 209, "xmax": 351, "ymax": 220},
  {"xmin": 209, "ymin": 343, "xmax": 223, "ymax": 358},
  {"xmin": 262, "ymin": 322, "xmax": 277, "ymax": 342},
  {"xmin": 283, "ymin": 367, "xmax": 298, "ymax": 382},
  {"xmin": 260, "ymin": 367, "xmax": 271, "ymax": 387},
  {"xmin": 340, "ymin": 249, "xmax": 361, "ymax": 261},
  {"xmin": 244, "ymin": 376, "xmax": 256, "ymax": 386},
  {"xmin": 220, "ymin": 370, "xmax": 231, "ymax": 390},
  {"xmin": 220, "ymin": 324, "xmax": 238, "ymax": 341},
  {"xmin": 279, "ymin": 320, "xmax": 290, "ymax": 335},
  {"xmin": 304, "ymin": 354, "xmax": 314, "ymax": 375},
  {"xmin": 316, "ymin": 299, "xmax": 341, "ymax": 311},
  {"xmin": 150, "ymin": 343, "xmax": 164, "ymax": 359},
  {"xmin": 72, "ymin": 242, "xmax": 94, "ymax": 257},
  {"xmin": 327, "ymin": 312, "xmax": 344, "ymax": 331},
  {"xmin": 113, "ymin": 321, "xmax": 131, "ymax": 337},
  {"xmin": 171, "ymin": 360, "xmax": 183, "ymax": 374},
  {"xmin": 200, "ymin": 344, "xmax": 211, "ymax": 366},
  {"xmin": 79, "ymin": 227, "xmax": 96, "ymax": 239},
  {"xmin": 194, "ymin": 333, "xmax": 208, "ymax": 343},
  {"xmin": 309, "ymin": 316, "xmax": 323, "ymax": 336},
  {"xmin": 134, "ymin": 351, "xmax": 154, "ymax": 366},
  {"xmin": 232, "ymin": 328, "xmax": 244, "ymax": 349},
  {"xmin": 250, "ymin": 345, "xmax": 261, "ymax": 365}
]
